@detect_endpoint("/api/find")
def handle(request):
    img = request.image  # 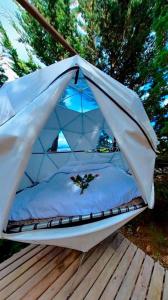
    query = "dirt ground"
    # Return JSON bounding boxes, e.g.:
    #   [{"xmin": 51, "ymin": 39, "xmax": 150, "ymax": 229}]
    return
[{"xmin": 121, "ymin": 217, "xmax": 168, "ymax": 268}]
